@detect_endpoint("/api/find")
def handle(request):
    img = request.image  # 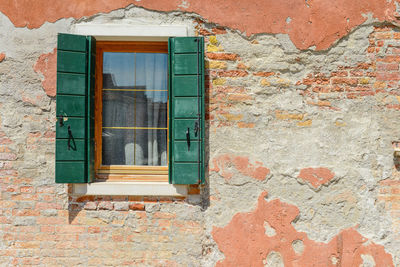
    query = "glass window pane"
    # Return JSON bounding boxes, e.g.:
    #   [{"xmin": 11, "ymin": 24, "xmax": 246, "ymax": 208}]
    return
[
  {"xmin": 102, "ymin": 52, "xmax": 168, "ymax": 166},
  {"xmin": 102, "ymin": 91, "xmax": 167, "ymax": 128},
  {"xmin": 103, "ymin": 53, "xmax": 135, "ymax": 88},
  {"xmin": 102, "ymin": 129, "xmax": 167, "ymax": 166}
]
